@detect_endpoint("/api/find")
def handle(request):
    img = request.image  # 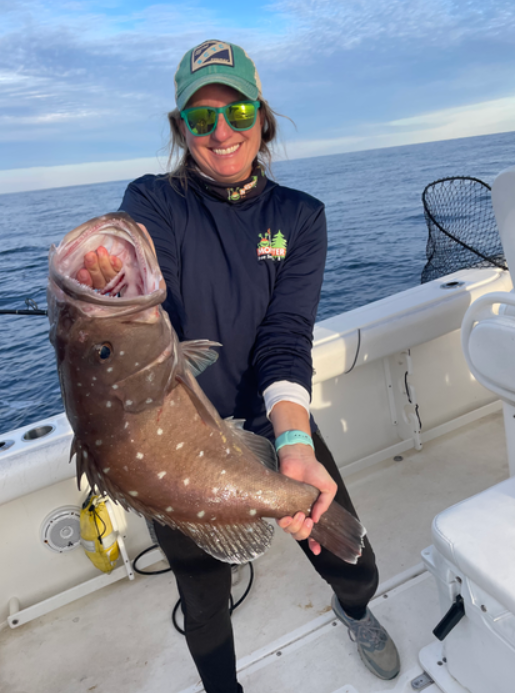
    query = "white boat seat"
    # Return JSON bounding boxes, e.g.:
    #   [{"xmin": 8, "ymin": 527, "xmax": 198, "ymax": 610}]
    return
[
  {"xmin": 431, "ymin": 475, "xmax": 515, "ymax": 617},
  {"xmin": 422, "ymin": 476, "xmax": 515, "ymax": 693},
  {"xmin": 462, "ymin": 165, "xmax": 515, "ymax": 476}
]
